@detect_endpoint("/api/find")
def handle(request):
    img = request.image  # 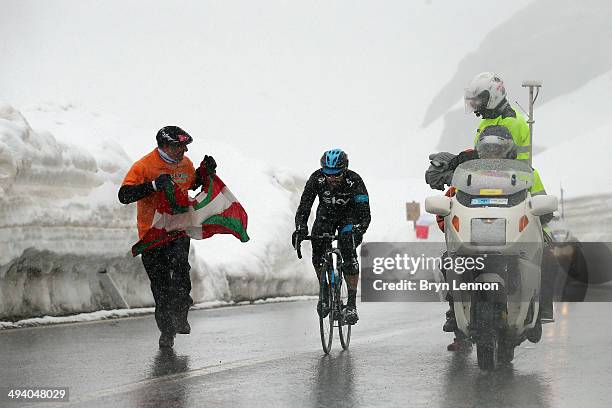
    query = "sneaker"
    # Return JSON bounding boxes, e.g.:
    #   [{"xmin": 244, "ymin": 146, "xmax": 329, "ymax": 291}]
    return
[
  {"xmin": 159, "ymin": 332, "xmax": 175, "ymax": 348},
  {"xmin": 317, "ymin": 300, "xmax": 330, "ymax": 318},
  {"xmin": 344, "ymin": 305, "xmax": 359, "ymax": 325}
]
